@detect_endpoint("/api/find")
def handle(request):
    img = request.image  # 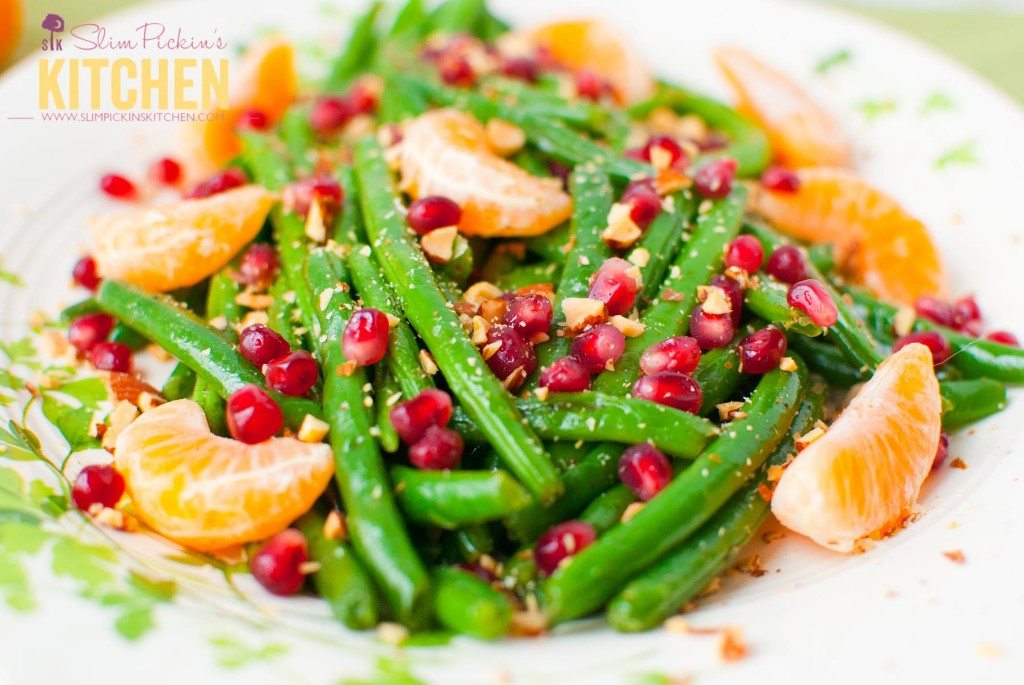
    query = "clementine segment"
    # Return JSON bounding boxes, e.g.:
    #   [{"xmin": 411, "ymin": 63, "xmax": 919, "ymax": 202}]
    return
[
  {"xmin": 771, "ymin": 344, "xmax": 941, "ymax": 552},
  {"xmin": 115, "ymin": 400, "xmax": 333, "ymax": 552},
  {"xmin": 0, "ymin": 0, "xmax": 23, "ymax": 67}
]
